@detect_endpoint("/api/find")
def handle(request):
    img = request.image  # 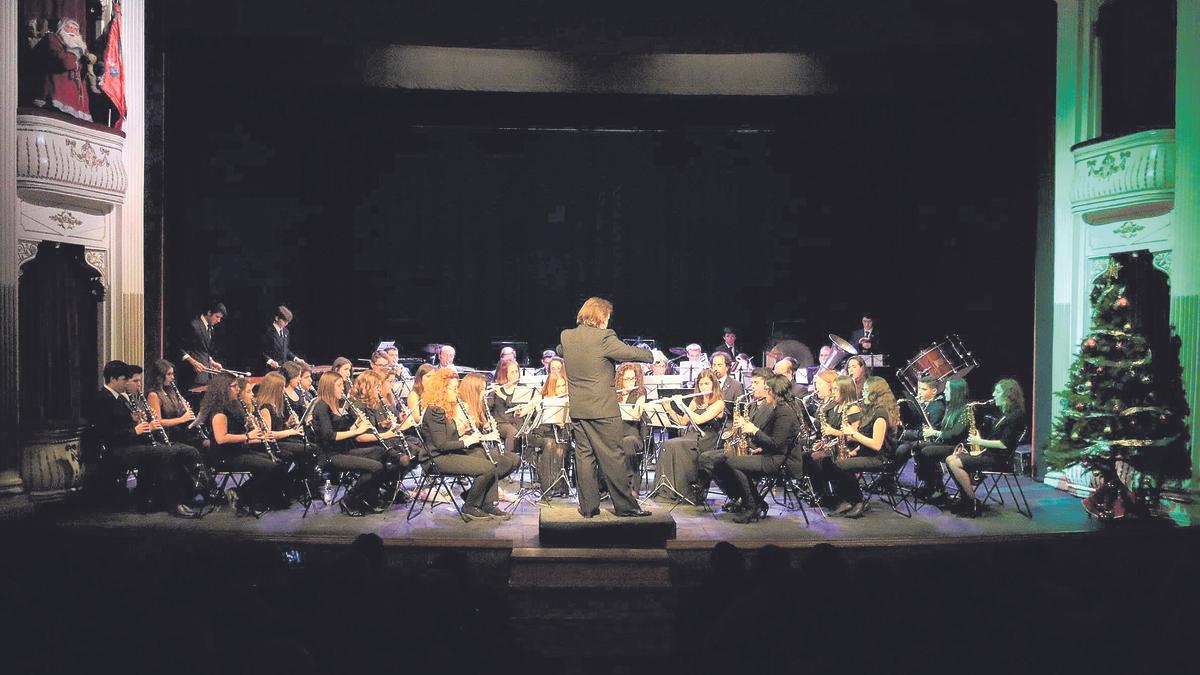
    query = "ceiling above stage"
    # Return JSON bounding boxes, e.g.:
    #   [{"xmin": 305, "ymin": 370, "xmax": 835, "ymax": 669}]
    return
[{"xmin": 160, "ymin": 0, "xmax": 1053, "ymax": 96}]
